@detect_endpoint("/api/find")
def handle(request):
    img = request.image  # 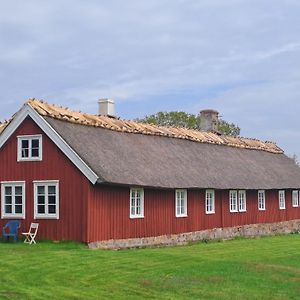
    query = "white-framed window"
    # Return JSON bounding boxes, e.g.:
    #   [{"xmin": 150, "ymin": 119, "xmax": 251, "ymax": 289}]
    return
[
  {"xmin": 229, "ymin": 190, "xmax": 238, "ymax": 212},
  {"xmin": 230, "ymin": 190, "xmax": 247, "ymax": 212},
  {"xmin": 1, "ymin": 181, "xmax": 25, "ymax": 219},
  {"xmin": 258, "ymin": 190, "xmax": 266, "ymax": 211},
  {"xmin": 238, "ymin": 190, "xmax": 247, "ymax": 212},
  {"xmin": 34, "ymin": 181, "xmax": 59, "ymax": 219},
  {"xmin": 175, "ymin": 189, "xmax": 187, "ymax": 217},
  {"xmin": 130, "ymin": 188, "xmax": 144, "ymax": 218},
  {"xmin": 279, "ymin": 190, "xmax": 285, "ymax": 210},
  {"xmin": 292, "ymin": 190, "xmax": 299, "ymax": 207},
  {"xmin": 17, "ymin": 135, "xmax": 42, "ymax": 161},
  {"xmin": 205, "ymin": 190, "xmax": 215, "ymax": 214}
]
